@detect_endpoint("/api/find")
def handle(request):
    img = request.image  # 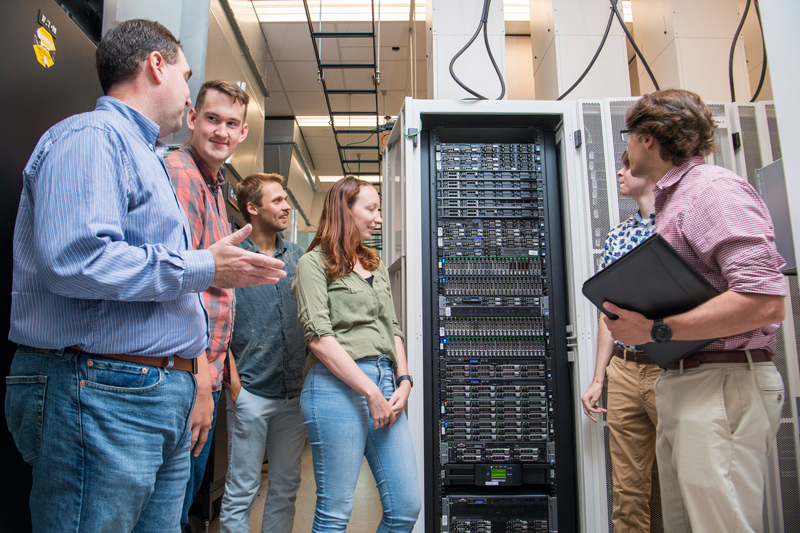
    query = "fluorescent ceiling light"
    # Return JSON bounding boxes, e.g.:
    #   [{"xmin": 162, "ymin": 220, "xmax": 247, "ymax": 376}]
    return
[
  {"xmin": 503, "ymin": 0, "xmax": 529, "ymax": 22},
  {"xmin": 319, "ymin": 175, "xmax": 381, "ymax": 182},
  {"xmin": 254, "ymin": 1, "xmax": 535, "ymax": 23},
  {"xmin": 296, "ymin": 115, "xmax": 395, "ymax": 128},
  {"xmin": 254, "ymin": 1, "xmax": 426, "ymax": 23},
  {"xmin": 622, "ymin": 1, "xmax": 632, "ymax": 23}
]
